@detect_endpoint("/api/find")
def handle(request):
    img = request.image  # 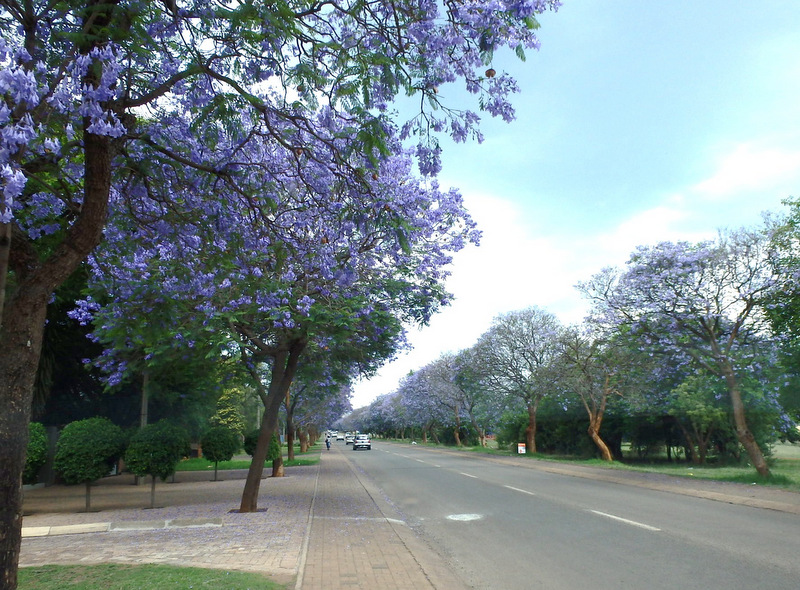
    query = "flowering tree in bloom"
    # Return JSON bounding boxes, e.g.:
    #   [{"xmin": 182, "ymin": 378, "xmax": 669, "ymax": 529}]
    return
[
  {"xmin": 0, "ymin": 0, "xmax": 558, "ymax": 587},
  {"xmin": 451, "ymin": 347, "xmax": 503, "ymax": 447},
  {"xmin": 556, "ymin": 326, "xmax": 653, "ymax": 461},
  {"xmin": 474, "ymin": 306, "xmax": 563, "ymax": 453},
  {"xmin": 0, "ymin": 0, "xmax": 561, "ymax": 581},
  {"xmin": 578, "ymin": 228, "xmax": 784, "ymax": 477},
  {"xmin": 397, "ymin": 368, "xmax": 449, "ymax": 442}
]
